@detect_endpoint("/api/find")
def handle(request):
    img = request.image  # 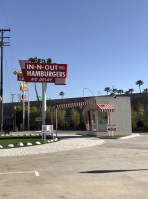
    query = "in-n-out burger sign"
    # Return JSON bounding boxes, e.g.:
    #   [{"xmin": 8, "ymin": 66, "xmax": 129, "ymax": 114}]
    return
[{"xmin": 19, "ymin": 60, "xmax": 68, "ymax": 85}]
